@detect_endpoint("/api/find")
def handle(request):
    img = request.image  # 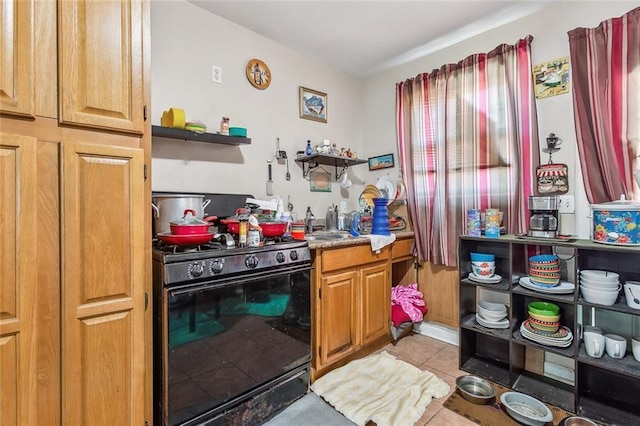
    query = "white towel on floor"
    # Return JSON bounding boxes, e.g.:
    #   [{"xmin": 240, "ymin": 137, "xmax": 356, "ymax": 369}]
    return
[
  {"xmin": 365, "ymin": 233, "xmax": 397, "ymax": 252},
  {"xmin": 311, "ymin": 351, "xmax": 450, "ymax": 426}
]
